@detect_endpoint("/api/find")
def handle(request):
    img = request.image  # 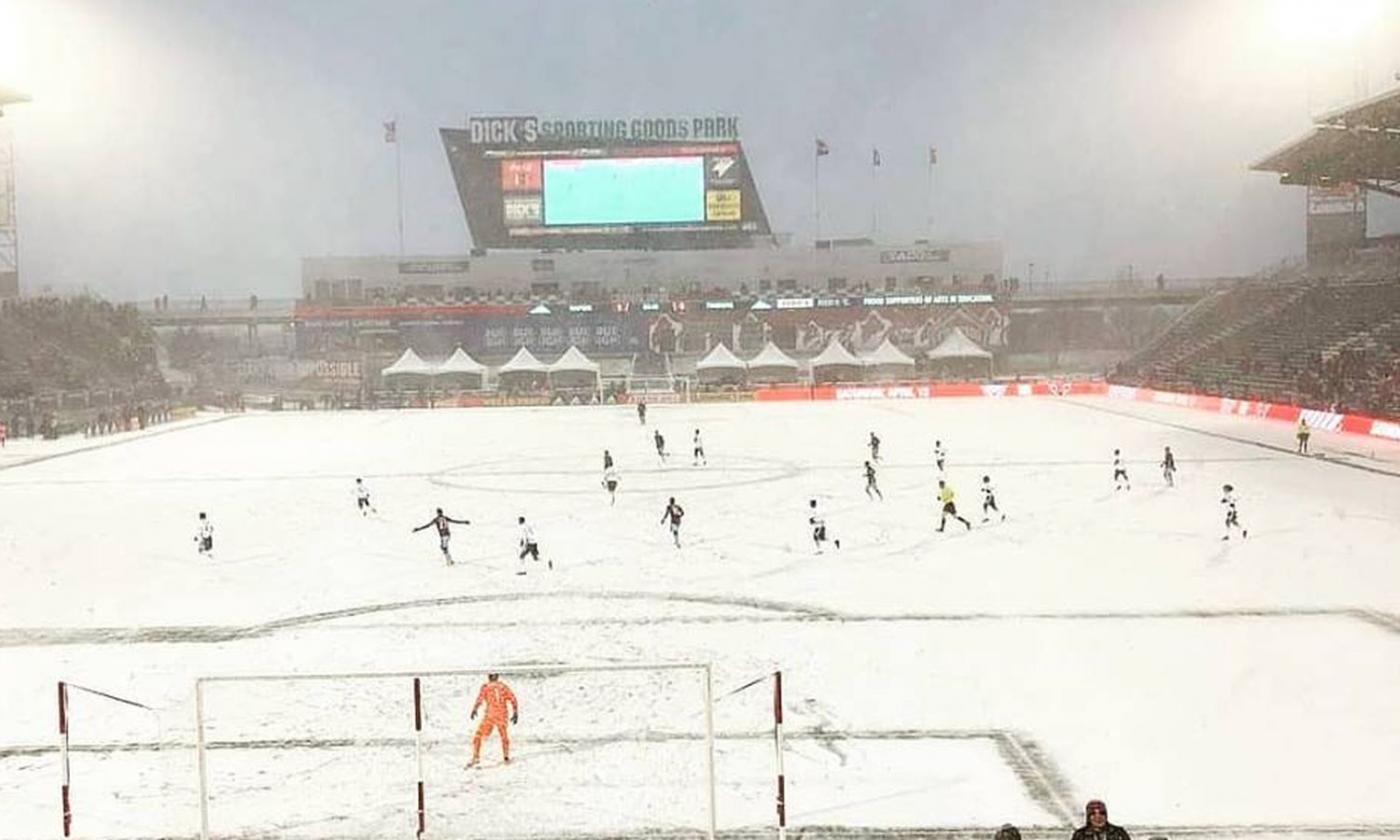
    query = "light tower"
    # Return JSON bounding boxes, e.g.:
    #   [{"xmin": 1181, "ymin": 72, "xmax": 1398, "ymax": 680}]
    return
[{"xmin": 0, "ymin": 85, "xmax": 32, "ymax": 299}]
